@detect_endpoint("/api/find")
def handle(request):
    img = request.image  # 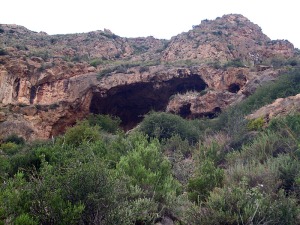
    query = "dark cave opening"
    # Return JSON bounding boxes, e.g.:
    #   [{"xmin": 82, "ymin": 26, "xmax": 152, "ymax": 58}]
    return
[
  {"xmin": 228, "ymin": 83, "xmax": 240, "ymax": 93},
  {"xmin": 30, "ymin": 86, "xmax": 37, "ymax": 104},
  {"xmin": 200, "ymin": 107, "xmax": 222, "ymax": 119},
  {"xmin": 13, "ymin": 78, "xmax": 20, "ymax": 99},
  {"xmin": 89, "ymin": 74, "xmax": 207, "ymax": 130},
  {"xmin": 179, "ymin": 103, "xmax": 192, "ymax": 118}
]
